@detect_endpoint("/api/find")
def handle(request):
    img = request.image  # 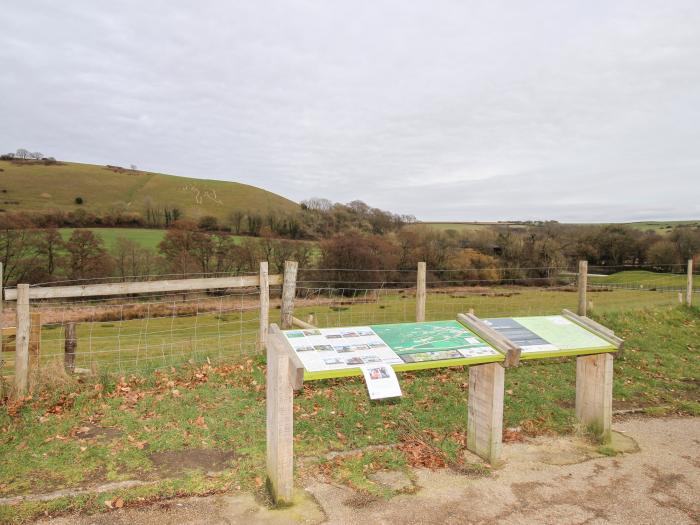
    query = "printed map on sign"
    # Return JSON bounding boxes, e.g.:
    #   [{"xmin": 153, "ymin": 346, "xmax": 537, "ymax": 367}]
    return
[
  {"xmin": 282, "ymin": 321, "xmax": 503, "ymax": 380},
  {"xmin": 483, "ymin": 315, "xmax": 615, "ymax": 358}
]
